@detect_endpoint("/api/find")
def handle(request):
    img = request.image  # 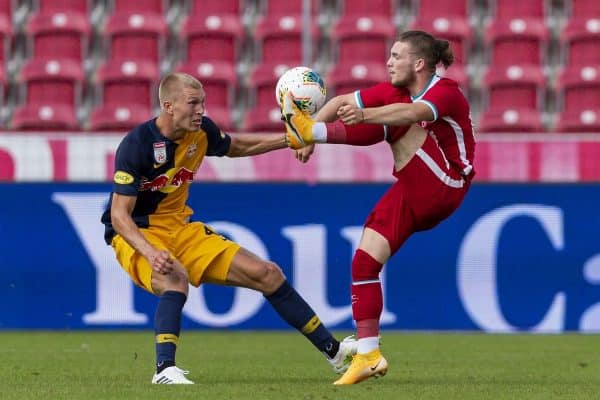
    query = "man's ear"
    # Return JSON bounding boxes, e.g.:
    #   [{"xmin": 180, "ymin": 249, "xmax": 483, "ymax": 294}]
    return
[
  {"xmin": 163, "ymin": 101, "xmax": 173, "ymax": 115},
  {"xmin": 414, "ymin": 58, "xmax": 425, "ymax": 73}
]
